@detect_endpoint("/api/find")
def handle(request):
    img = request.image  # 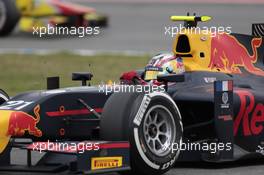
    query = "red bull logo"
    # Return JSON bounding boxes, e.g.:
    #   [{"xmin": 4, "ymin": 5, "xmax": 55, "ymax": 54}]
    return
[
  {"xmin": 234, "ymin": 90, "xmax": 264, "ymax": 136},
  {"xmin": 209, "ymin": 33, "xmax": 264, "ymax": 76},
  {"xmin": 6, "ymin": 105, "xmax": 42, "ymax": 137}
]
